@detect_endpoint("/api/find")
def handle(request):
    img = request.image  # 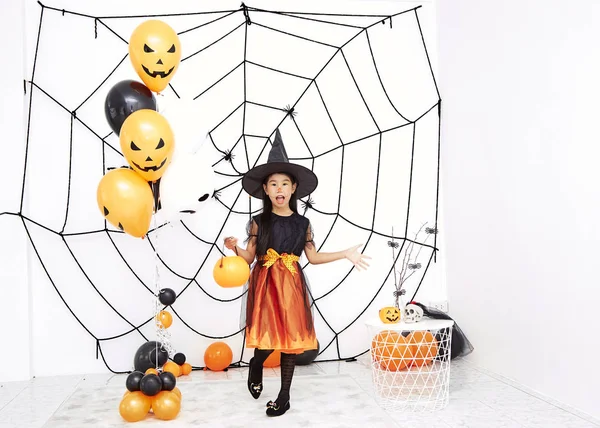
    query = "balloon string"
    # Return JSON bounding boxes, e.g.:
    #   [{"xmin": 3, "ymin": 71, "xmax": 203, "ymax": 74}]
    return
[
  {"xmin": 151, "ymin": 215, "xmax": 175, "ymax": 368},
  {"xmin": 220, "ymin": 241, "xmax": 225, "ymax": 267},
  {"xmin": 152, "ymin": 215, "xmax": 159, "ymax": 369}
]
